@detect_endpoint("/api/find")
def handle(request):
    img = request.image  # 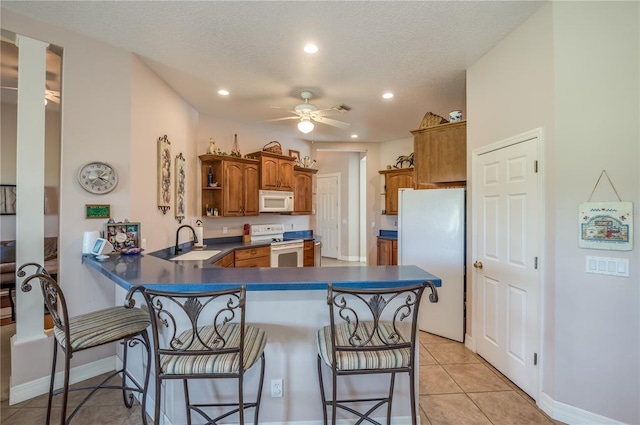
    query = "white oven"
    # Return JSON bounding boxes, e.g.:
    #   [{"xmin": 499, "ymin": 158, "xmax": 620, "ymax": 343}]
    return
[
  {"xmin": 270, "ymin": 239, "xmax": 304, "ymax": 268},
  {"xmin": 250, "ymin": 224, "xmax": 303, "ymax": 267}
]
